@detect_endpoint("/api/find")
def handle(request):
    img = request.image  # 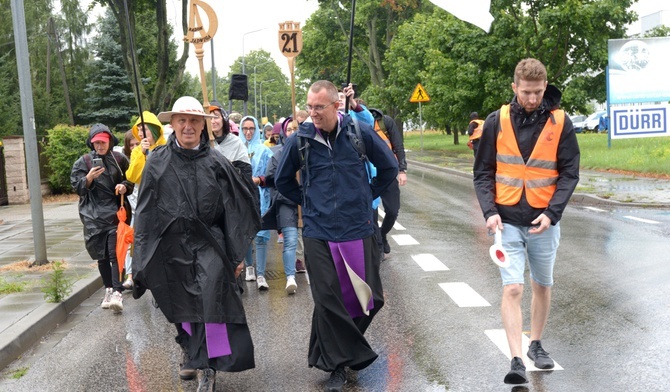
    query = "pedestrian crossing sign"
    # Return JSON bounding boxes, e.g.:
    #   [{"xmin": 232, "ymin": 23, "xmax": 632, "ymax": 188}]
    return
[{"xmin": 409, "ymin": 83, "xmax": 430, "ymax": 103}]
